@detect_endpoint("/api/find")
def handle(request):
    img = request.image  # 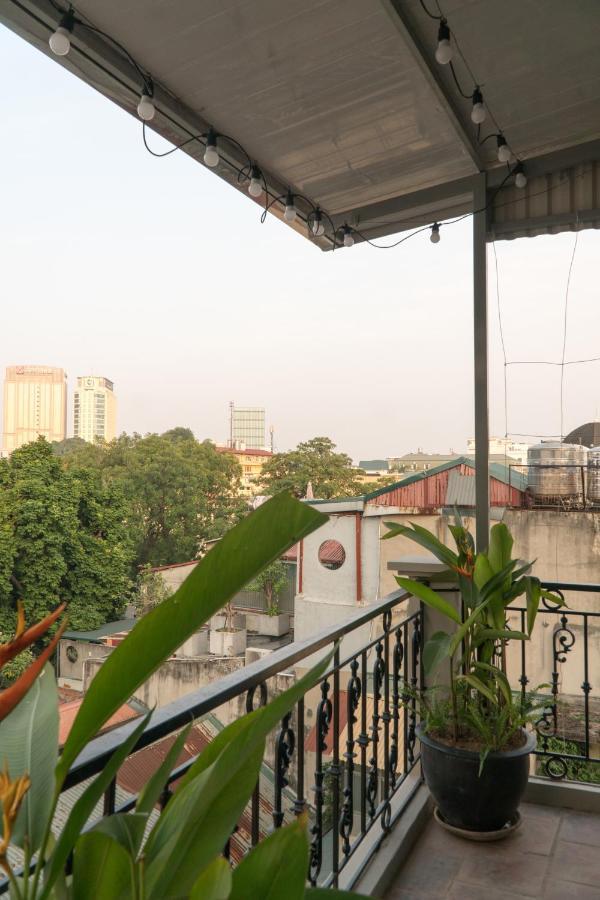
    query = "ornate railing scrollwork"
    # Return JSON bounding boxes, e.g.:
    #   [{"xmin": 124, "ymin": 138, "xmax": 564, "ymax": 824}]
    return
[
  {"xmin": 273, "ymin": 711, "xmax": 296, "ymax": 828},
  {"xmin": 309, "ymin": 679, "xmax": 332, "ymax": 885},
  {"xmin": 339, "ymin": 658, "xmax": 361, "ymax": 856}
]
